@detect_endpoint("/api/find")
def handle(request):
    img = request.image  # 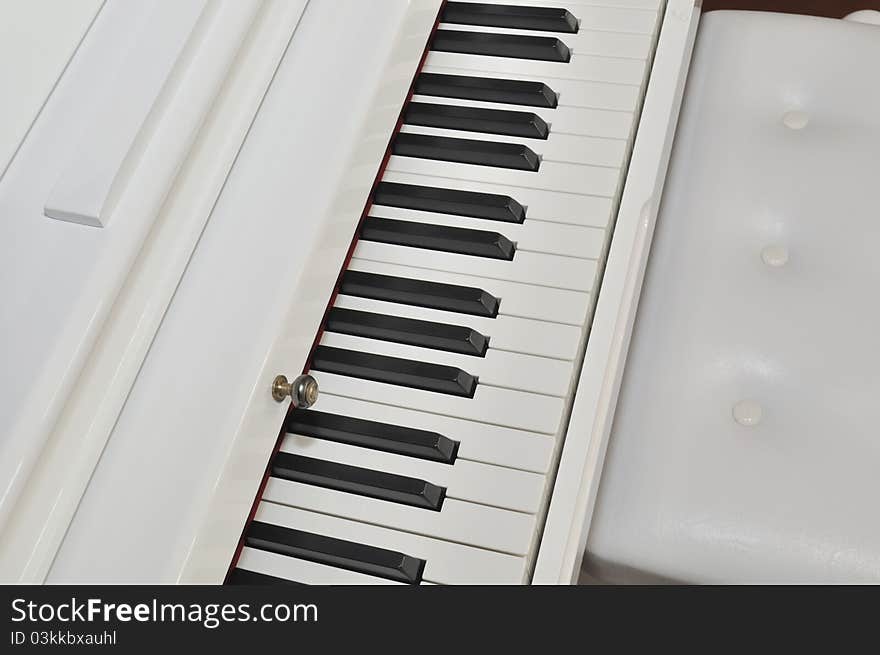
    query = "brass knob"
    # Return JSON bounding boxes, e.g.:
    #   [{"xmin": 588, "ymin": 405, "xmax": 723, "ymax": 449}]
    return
[{"xmin": 272, "ymin": 374, "xmax": 319, "ymax": 408}]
